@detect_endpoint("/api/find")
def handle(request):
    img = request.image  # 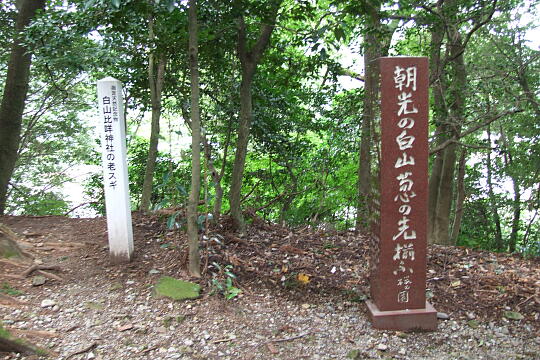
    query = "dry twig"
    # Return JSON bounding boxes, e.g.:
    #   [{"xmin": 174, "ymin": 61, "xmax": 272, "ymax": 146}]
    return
[{"xmin": 65, "ymin": 342, "xmax": 97, "ymax": 359}]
